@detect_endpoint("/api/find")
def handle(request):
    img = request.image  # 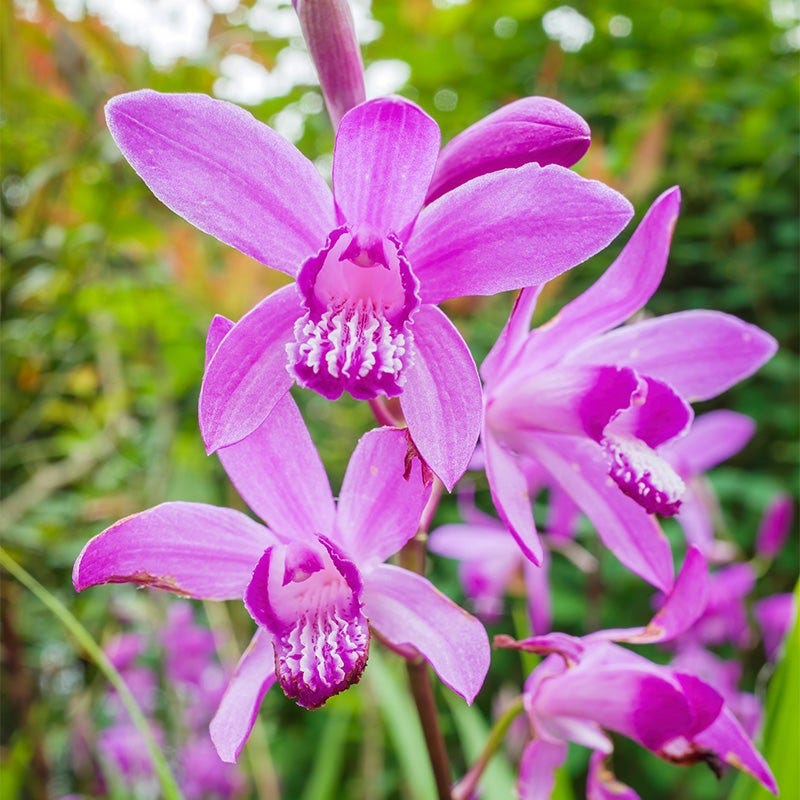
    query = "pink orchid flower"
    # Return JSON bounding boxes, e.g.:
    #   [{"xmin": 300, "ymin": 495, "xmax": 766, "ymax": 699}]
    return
[
  {"xmin": 754, "ymin": 593, "xmax": 796, "ymax": 661},
  {"xmin": 73, "ymin": 349, "xmax": 489, "ymax": 762},
  {"xmin": 498, "ymin": 549, "xmax": 776, "ymax": 798},
  {"xmin": 104, "ymin": 90, "xmax": 631, "ymax": 489},
  {"xmin": 481, "ymin": 186, "xmax": 777, "ymax": 586}
]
